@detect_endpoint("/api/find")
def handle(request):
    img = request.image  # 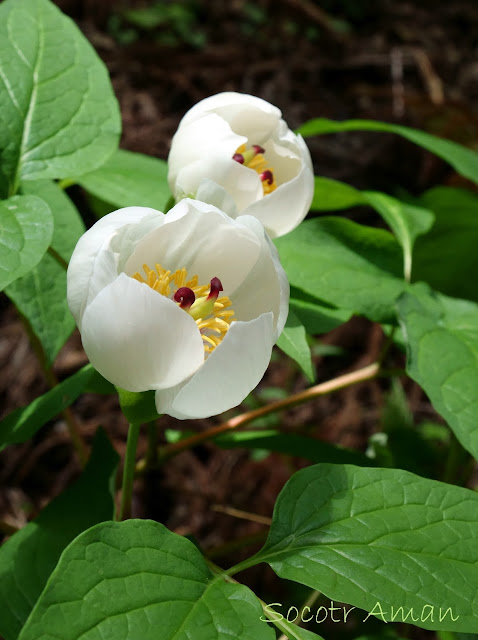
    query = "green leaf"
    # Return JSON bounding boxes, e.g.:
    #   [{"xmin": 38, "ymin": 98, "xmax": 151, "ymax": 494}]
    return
[
  {"xmin": 397, "ymin": 284, "xmax": 478, "ymax": 459},
  {"xmin": 19, "ymin": 520, "xmax": 275, "ymax": 640},
  {"xmin": 0, "ymin": 195, "xmax": 52, "ymax": 290},
  {"xmin": 215, "ymin": 429, "xmax": 371, "ymax": 467},
  {"xmin": 275, "ymin": 218, "xmax": 404, "ymax": 323},
  {"xmin": 312, "ymin": 176, "xmax": 363, "ymax": 211},
  {"xmin": 413, "ymin": 187, "xmax": 478, "ymax": 303},
  {"xmin": 298, "ymin": 118, "xmax": 478, "ymax": 185},
  {"xmin": 289, "ymin": 290, "xmax": 352, "ymax": 335},
  {"xmin": 312, "ymin": 178, "xmax": 434, "ymax": 279},
  {"xmin": 6, "ymin": 181, "xmax": 85, "ymax": 364},
  {"xmin": 277, "ymin": 310, "xmax": 315, "ymax": 381},
  {"xmin": 116, "ymin": 387, "xmax": 161, "ymax": 424},
  {"xmin": 362, "ymin": 191, "xmax": 434, "ymax": 281},
  {"xmin": 252, "ymin": 463, "xmax": 478, "ymax": 632},
  {"xmin": 77, "ymin": 148, "xmax": 171, "ymax": 211},
  {"xmin": 0, "ymin": 0, "xmax": 121, "ymax": 194},
  {"xmin": 0, "ymin": 429, "xmax": 118, "ymax": 640},
  {"xmin": 0, "ymin": 364, "xmax": 95, "ymax": 450}
]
